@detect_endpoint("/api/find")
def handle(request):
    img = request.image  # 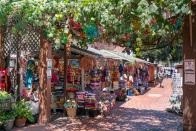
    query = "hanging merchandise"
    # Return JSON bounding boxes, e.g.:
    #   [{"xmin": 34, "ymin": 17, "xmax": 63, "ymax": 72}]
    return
[
  {"xmin": 26, "ymin": 60, "xmax": 35, "ymax": 89},
  {"xmin": 90, "ymin": 68, "xmax": 101, "ymax": 90},
  {"xmin": 52, "ymin": 57, "xmax": 59, "ymax": 85},
  {"xmin": 84, "ymin": 23, "xmax": 98, "ymax": 44},
  {"xmin": 123, "ymin": 64, "xmax": 128, "ymax": 74},
  {"xmin": 175, "ymin": 16, "xmax": 183, "ymax": 31},
  {"xmin": 119, "ymin": 64, "xmax": 123, "ymax": 77},
  {"xmin": 80, "ymin": 56, "xmax": 95, "ymax": 71},
  {"xmin": 0, "ymin": 69, "xmax": 10, "ymax": 92},
  {"xmin": 61, "ymin": 35, "xmax": 67, "ymax": 45},
  {"xmin": 132, "ymin": 20, "xmax": 141, "ymax": 31}
]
